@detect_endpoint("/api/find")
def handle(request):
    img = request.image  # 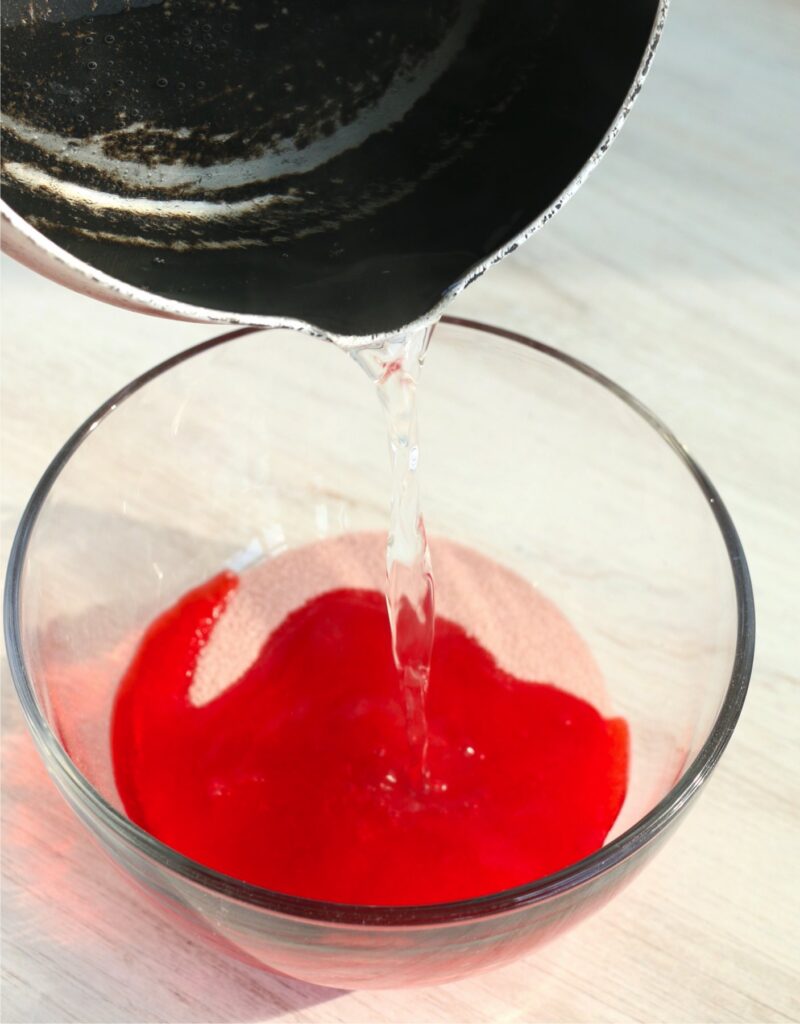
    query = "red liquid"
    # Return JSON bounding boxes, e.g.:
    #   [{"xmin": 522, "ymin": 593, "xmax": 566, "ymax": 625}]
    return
[{"xmin": 112, "ymin": 574, "xmax": 628, "ymax": 905}]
